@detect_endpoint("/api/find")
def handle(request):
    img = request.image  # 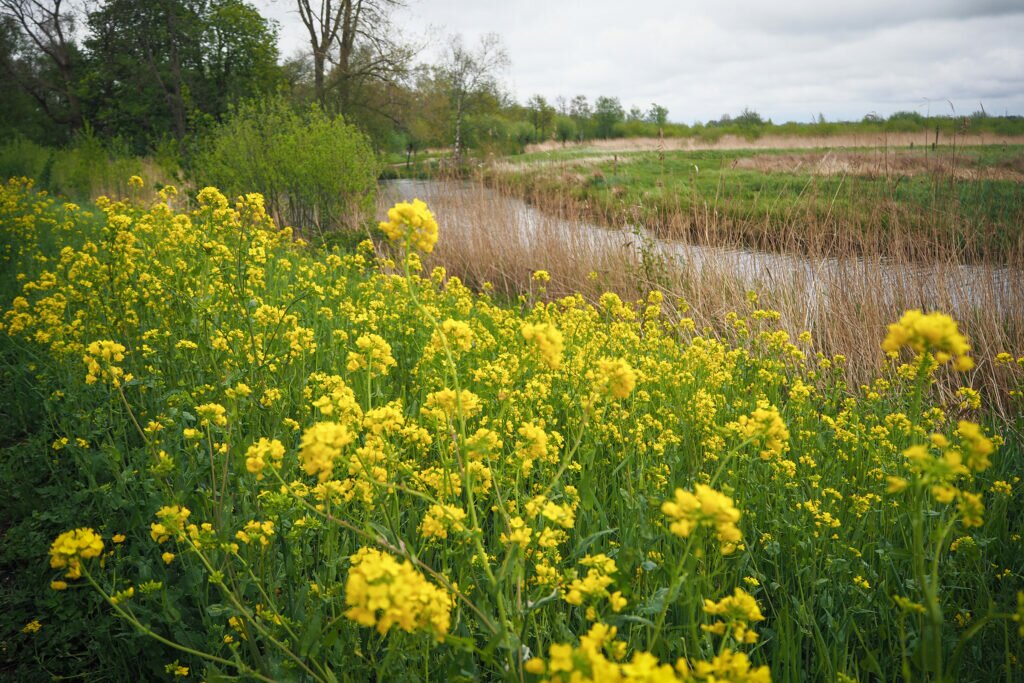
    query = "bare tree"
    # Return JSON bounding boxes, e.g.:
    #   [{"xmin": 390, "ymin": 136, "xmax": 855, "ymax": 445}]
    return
[
  {"xmin": 436, "ymin": 32, "xmax": 508, "ymax": 162},
  {"xmin": 0, "ymin": 0, "xmax": 82, "ymax": 131},
  {"xmin": 294, "ymin": 0, "xmax": 342, "ymax": 105},
  {"xmin": 294, "ymin": 0, "xmax": 406, "ymax": 109}
]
